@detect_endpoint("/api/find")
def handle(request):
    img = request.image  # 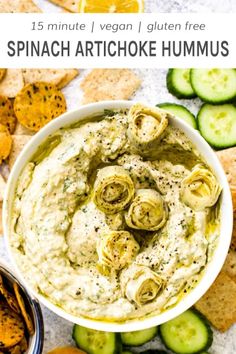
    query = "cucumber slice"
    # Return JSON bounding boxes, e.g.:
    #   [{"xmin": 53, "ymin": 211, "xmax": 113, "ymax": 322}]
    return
[
  {"xmin": 190, "ymin": 69, "xmax": 236, "ymax": 104},
  {"xmin": 121, "ymin": 326, "xmax": 158, "ymax": 346},
  {"xmin": 160, "ymin": 310, "xmax": 213, "ymax": 354},
  {"xmin": 72, "ymin": 325, "xmax": 121, "ymax": 354},
  {"xmin": 197, "ymin": 104, "xmax": 236, "ymax": 148},
  {"xmin": 157, "ymin": 103, "xmax": 197, "ymax": 129},
  {"xmin": 167, "ymin": 69, "xmax": 196, "ymax": 99}
]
